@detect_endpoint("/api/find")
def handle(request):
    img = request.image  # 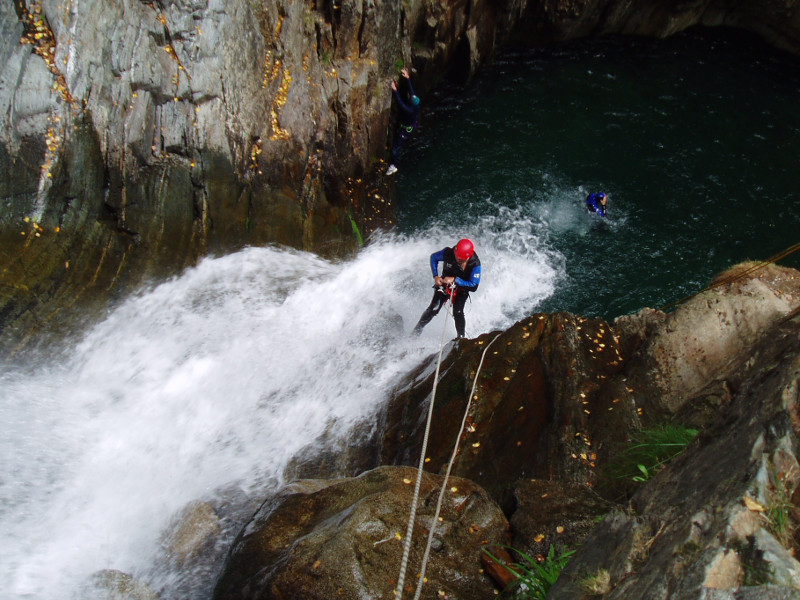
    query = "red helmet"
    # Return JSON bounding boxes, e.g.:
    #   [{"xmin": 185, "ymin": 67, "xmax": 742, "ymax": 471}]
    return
[{"xmin": 454, "ymin": 238, "xmax": 474, "ymax": 261}]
